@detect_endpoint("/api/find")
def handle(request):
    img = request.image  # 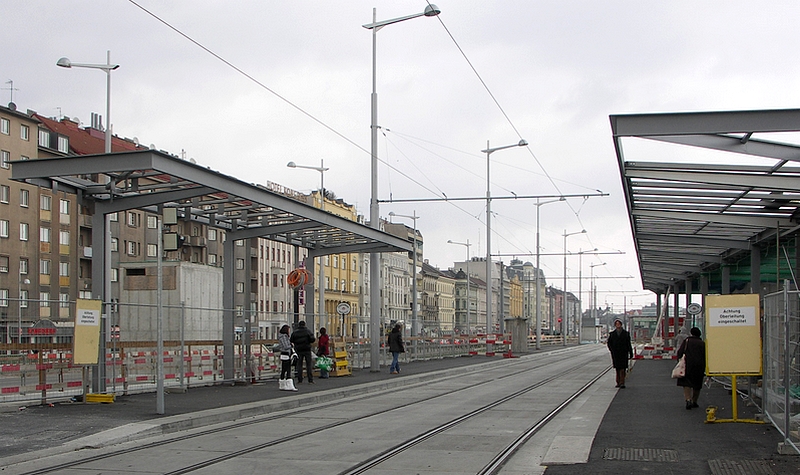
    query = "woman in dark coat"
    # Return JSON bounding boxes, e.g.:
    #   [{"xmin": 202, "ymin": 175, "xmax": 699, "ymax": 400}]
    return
[
  {"xmin": 387, "ymin": 324, "xmax": 405, "ymax": 374},
  {"xmin": 607, "ymin": 319, "xmax": 633, "ymax": 388},
  {"xmin": 676, "ymin": 326, "xmax": 706, "ymax": 409}
]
